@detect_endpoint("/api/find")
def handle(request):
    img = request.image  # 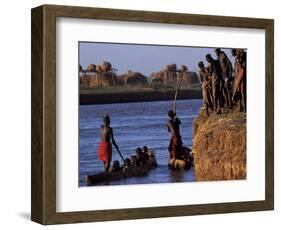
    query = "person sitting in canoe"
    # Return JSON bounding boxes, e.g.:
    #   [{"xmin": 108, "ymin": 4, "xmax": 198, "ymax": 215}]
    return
[
  {"xmin": 167, "ymin": 110, "xmax": 183, "ymax": 160},
  {"xmin": 142, "ymin": 146, "xmax": 150, "ymax": 160},
  {"xmin": 136, "ymin": 147, "xmax": 149, "ymax": 166},
  {"xmin": 143, "ymin": 146, "xmax": 157, "ymax": 167},
  {"xmin": 98, "ymin": 114, "xmax": 119, "ymax": 172},
  {"xmin": 123, "ymin": 158, "xmax": 131, "ymax": 168},
  {"xmin": 130, "ymin": 155, "xmax": 138, "ymax": 166},
  {"xmin": 109, "ymin": 160, "xmax": 122, "ymax": 172},
  {"xmin": 142, "ymin": 146, "xmax": 149, "ymax": 155}
]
